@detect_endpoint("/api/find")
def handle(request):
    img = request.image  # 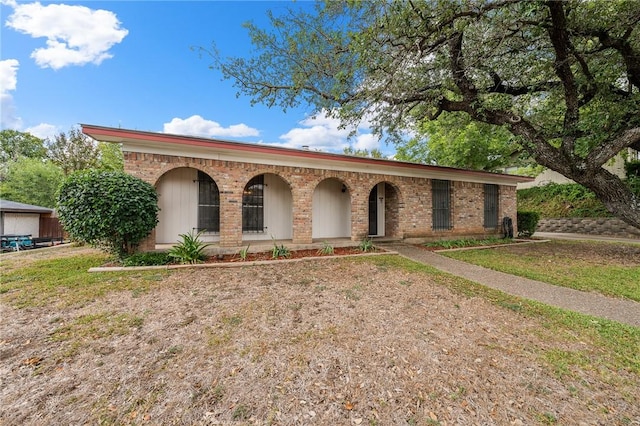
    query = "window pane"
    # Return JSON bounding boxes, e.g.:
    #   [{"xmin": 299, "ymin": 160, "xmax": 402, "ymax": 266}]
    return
[
  {"xmin": 242, "ymin": 175, "xmax": 264, "ymax": 232},
  {"xmin": 197, "ymin": 171, "xmax": 220, "ymax": 233},
  {"xmin": 432, "ymin": 179, "xmax": 451, "ymax": 231},
  {"xmin": 484, "ymin": 184, "xmax": 499, "ymax": 229}
]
